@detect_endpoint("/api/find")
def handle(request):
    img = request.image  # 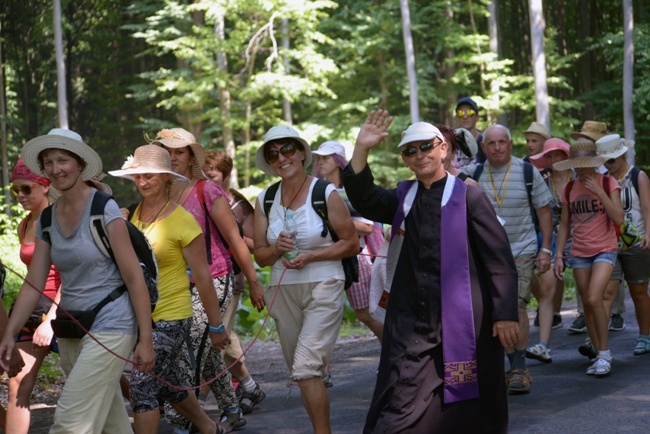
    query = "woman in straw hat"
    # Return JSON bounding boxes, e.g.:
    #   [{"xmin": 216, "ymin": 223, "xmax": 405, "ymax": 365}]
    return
[
  {"xmin": 110, "ymin": 144, "xmax": 229, "ymax": 434},
  {"xmin": 553, "ymin": 138, "xmax": 624, "ymax": 377},
  {"xmin": 0, "ymin": 128, "xmax": 155, "ymax": 433},
  {"xmin": 597, "ymin": 134, "xmax": 650, "ymax": 355},
  {"xmin": 524, "ymin": 139, "xmax": 573, "ymax": 364},
  {"xmin": 151, "ymin": 128, "xmax": 258, "ymax": 431},
  {"xmin": 254, "ymin": 125, "xmax": 359, "ymax": 433},
  {"xmin": 5, "ymin": 158, "xmax": 61, "ymax": 434}
]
